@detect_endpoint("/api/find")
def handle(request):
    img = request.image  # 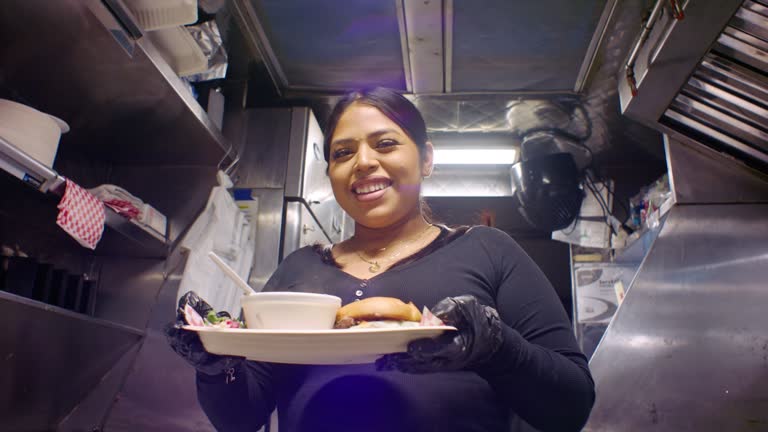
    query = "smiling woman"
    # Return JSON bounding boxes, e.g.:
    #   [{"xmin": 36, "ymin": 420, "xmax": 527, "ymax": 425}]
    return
[
  {"xmin": 320, "ymin": 88, "xmax": 441, "ymax": 277},
  {"xmin": 328, "ymin": 98, "xmax": 432, "ymax": 225},
  {"xmin": 168, "ymin": 87, "xmax": 596, "ymax": 432}
]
